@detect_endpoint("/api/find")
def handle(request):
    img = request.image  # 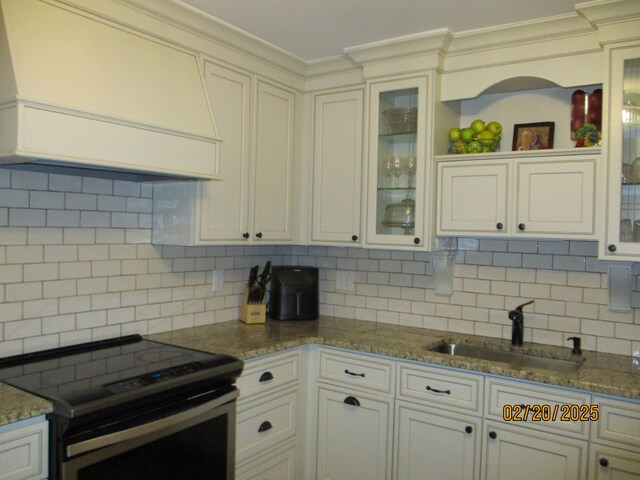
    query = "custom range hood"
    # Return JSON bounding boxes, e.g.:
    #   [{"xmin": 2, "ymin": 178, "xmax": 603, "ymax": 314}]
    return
[{"xmin": 0, "ymin": 0, "xmax": 222, "ymax": 179}]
